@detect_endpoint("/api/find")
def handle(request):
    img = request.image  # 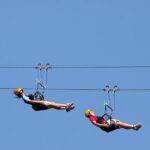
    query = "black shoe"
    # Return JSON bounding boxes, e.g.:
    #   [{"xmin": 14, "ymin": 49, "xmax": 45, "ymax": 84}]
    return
[
  {"xmin": 133, "ymin": 123, "xmax": 142, "ymax": 131},
  {"xmin": 66, "ymin": 103, "xmax": 75, "ymax": 112}
]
